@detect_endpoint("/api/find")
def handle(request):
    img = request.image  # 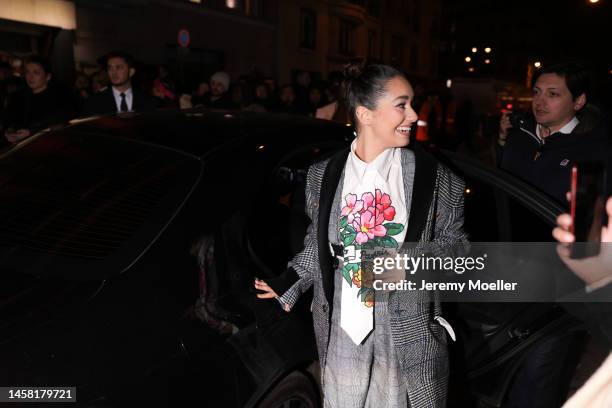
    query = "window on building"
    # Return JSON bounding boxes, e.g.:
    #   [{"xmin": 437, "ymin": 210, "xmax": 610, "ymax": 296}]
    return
[
  {"xmin": 300, "ymin": 9, "xmax": 317, "ymax": 50},
  {"xmin": 223, "ymin": 0, "xmax": 262, "ymax": 17},
  {"xmin": 367, "ymin": 30, "xmax": 379, "ymax": 59},
  {"xmin": 225, "ymin": 0, "xmax": 242, "ymax": 9},
  {"xmin": 390, "ymin": 35, "xmax": 404, "ymax": 67},
  {"xmin": 339, "ymin": 19, "xmax": 356, "ymax": 56}
]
